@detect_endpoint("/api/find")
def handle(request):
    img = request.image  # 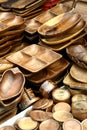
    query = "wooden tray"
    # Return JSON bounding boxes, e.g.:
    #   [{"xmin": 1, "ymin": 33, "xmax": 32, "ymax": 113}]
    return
[{"xmin": 6, "ymin": 44, "xmax": 62, "ymax": 73}]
